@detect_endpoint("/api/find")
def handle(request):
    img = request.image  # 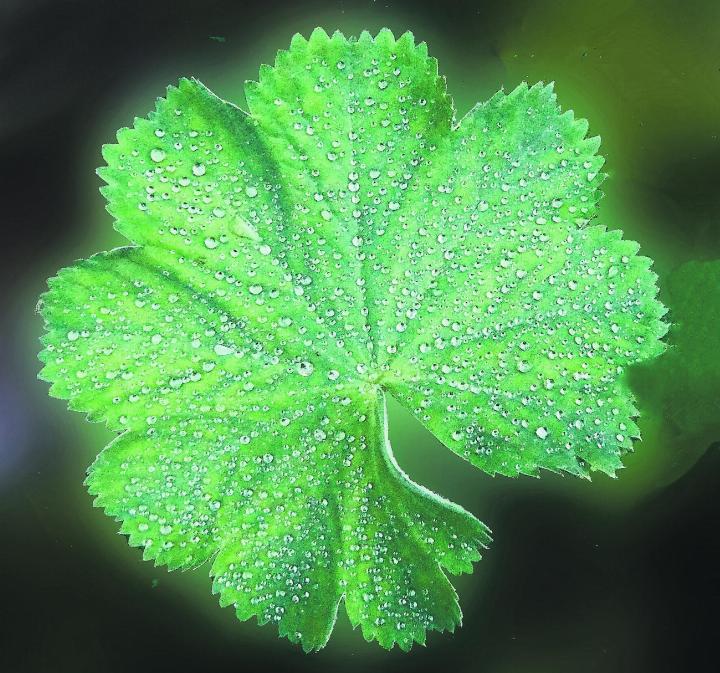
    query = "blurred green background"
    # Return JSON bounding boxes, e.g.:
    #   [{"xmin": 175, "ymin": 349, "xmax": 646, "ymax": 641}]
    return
[{"xmin": 1, "ymin": 1, "xmax": 718, "ymax": 671}]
